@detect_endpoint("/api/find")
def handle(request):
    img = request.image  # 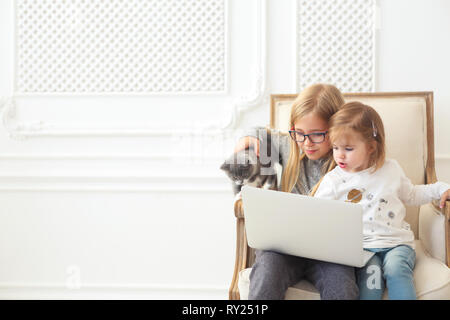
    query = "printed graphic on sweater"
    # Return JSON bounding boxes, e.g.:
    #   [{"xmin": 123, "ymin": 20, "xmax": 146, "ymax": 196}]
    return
[{"xmin": 345, "ymin": 188, "xmax": 365, "ymax": 203}]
